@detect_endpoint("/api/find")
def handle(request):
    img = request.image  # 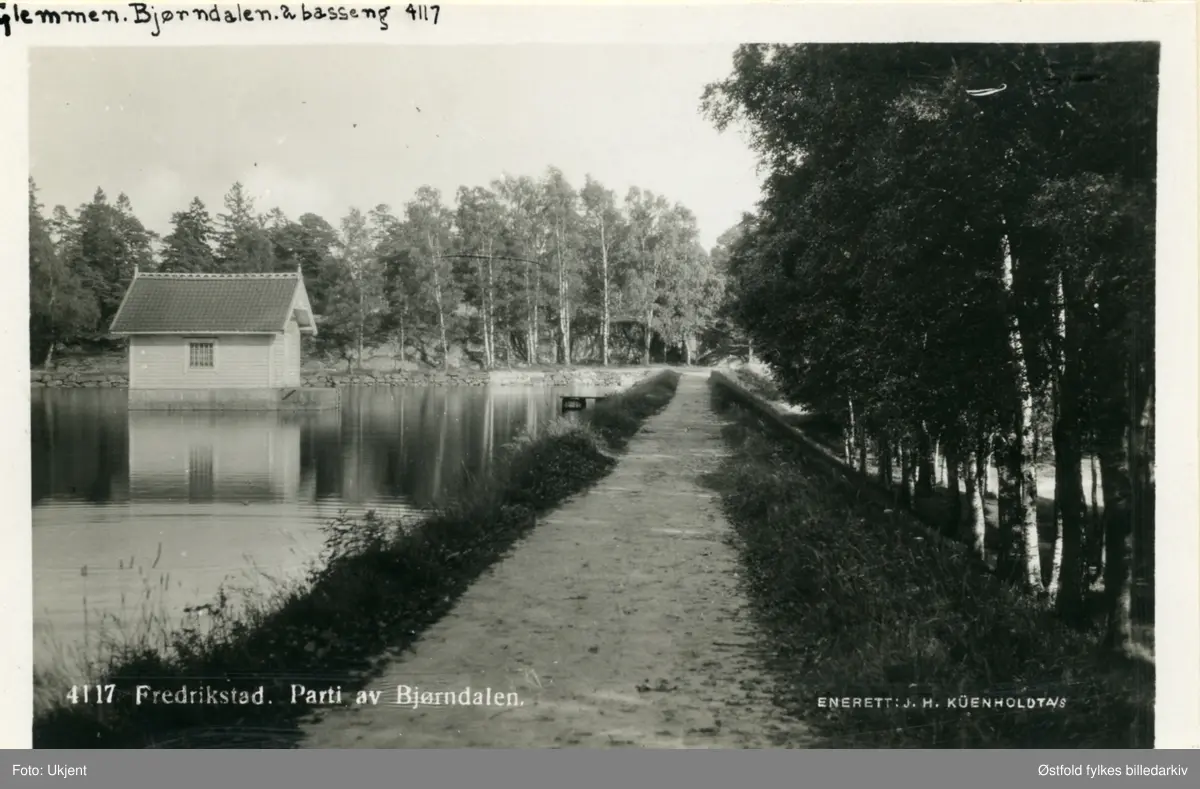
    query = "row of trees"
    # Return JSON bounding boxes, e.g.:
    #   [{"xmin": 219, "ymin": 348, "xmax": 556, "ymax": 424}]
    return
[
  {"xmin": 704, "ymin": 43, "xmax": 1156, "ymax": 650},
  {"xmin": 29, "ymin": 169, "xmax": 727, "ymax": 370}
]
